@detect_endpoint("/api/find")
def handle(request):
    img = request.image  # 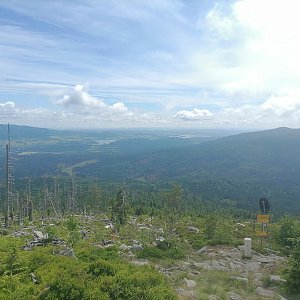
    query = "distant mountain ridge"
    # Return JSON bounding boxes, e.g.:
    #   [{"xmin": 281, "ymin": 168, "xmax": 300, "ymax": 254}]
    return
[
  {"xmin": 0, "ymin": 124, "xmax": 55, "ymax": 139},
  {"xmin": 78, "ymin": 126, "xmax": 300, "ymax": 182}
]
